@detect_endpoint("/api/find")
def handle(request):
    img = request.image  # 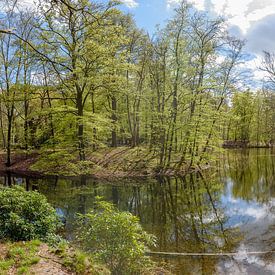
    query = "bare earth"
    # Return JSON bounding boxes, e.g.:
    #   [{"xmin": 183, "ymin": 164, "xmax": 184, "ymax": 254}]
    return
[{"xmin": 0, "ymin": 243, "xmax": 73, "ymax": 275}]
